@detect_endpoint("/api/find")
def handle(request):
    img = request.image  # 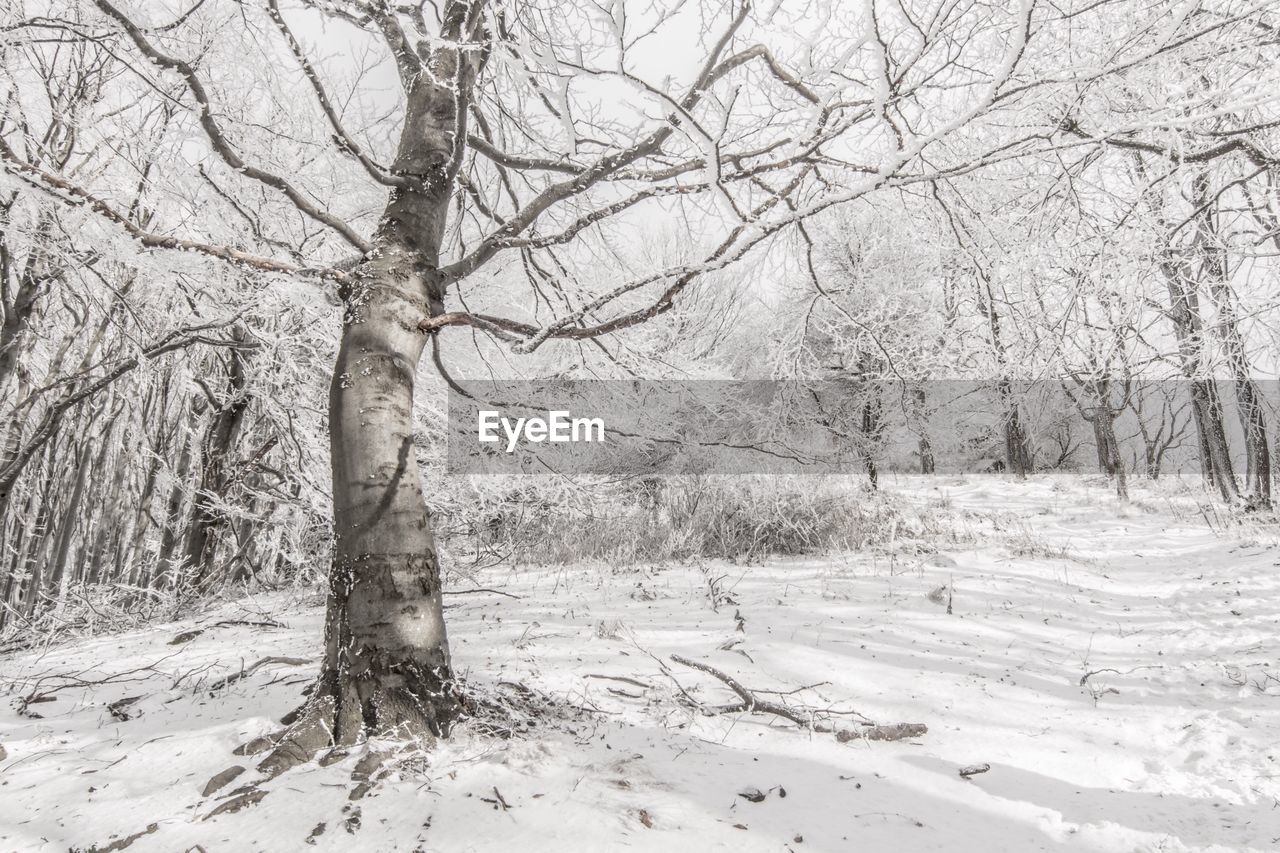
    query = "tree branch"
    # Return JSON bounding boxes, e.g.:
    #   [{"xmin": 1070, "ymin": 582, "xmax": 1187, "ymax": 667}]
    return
[
  {"xmin": 265, "ymin": 0, "xmax": 410, "ymax": 189},
  {"xmin": 670, "ymin": 654, "xmax": 927, "ymax": 742},
  {"xmin": 439, "ymin": 0, "xmax": 757, "ymax": 281},
  {"xmin": 0, "ymin": 136, "xmax": 348, "ymax": 283},
  {"xmin": 1060, "ymin": 119, "xmax": 1279, "ymax": 169},
  {"xmin": 92, "ymin": 0, "xmax": 372, "ymax": 253}
]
